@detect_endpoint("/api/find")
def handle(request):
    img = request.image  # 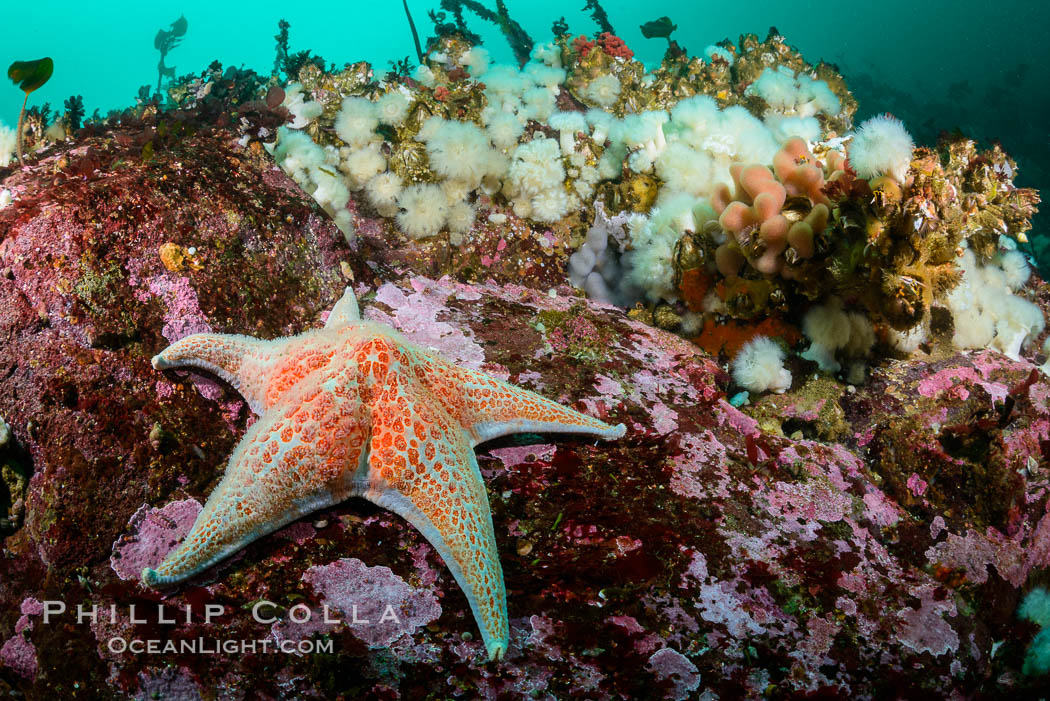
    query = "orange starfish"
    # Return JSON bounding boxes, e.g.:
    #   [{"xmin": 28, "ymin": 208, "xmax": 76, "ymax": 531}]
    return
[{"xmin": 142, "ymin": 287, "xmax": 625, "ymax": 660}]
